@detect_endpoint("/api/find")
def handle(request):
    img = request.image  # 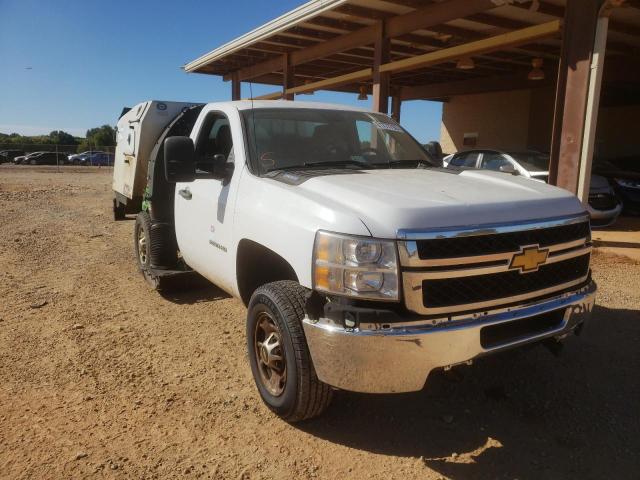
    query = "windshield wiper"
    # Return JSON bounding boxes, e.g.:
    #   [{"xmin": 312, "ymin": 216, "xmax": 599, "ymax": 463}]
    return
[
  {"xmin": 304, "ymin": 160, "xmax": 370, "ymax": 168},
  {"xmin": 266, "ymin": 159, "xmax": 369, "ymax": 173},
  {"xmin": 388, "ymin": 159, "xmax": 434, "ymax": 168}
]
